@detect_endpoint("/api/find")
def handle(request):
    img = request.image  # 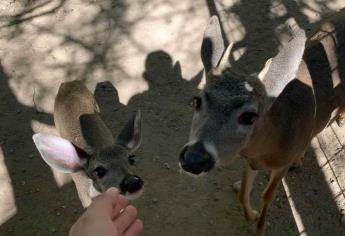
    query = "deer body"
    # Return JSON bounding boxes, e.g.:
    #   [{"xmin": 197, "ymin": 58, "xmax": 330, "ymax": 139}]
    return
[
  {"xmin": 180, "ymin": 16, "xmax": 345, "ymax": 235},
  {"xmin": 33, "ymin": 80, "xmax": 143, "ymax": 207},
  {"xmin": 244, "ymin": 23, "xmax": 345, "ymax": 169},
  {"xmin": 54, "ymin": 80, "xmax": 113, "ymax": 153},
  {"xmin": 241, "ymin": 26, "xmax": 345, "ymax": 233},
  {"xmin": 54, "ymin": 81, "xmax": 115, "ymax": 207}
]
